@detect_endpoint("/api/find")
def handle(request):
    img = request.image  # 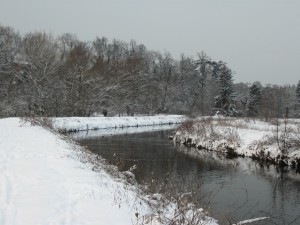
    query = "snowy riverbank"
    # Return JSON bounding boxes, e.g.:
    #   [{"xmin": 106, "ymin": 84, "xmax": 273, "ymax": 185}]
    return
[
  {"xmin": 0, "ymin": 117, "xmax": 218, "ymax": 225},
  {"xmin": 173, "ymin": 117, "xmax": 300, "ymax": 169},
  {"xmin": 69, "ymin": 124, "xmax": 179, "ymax": 140},
  {"xmin": 52, "ymin": 115, "xmax": 186, "ymax": 133}
]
